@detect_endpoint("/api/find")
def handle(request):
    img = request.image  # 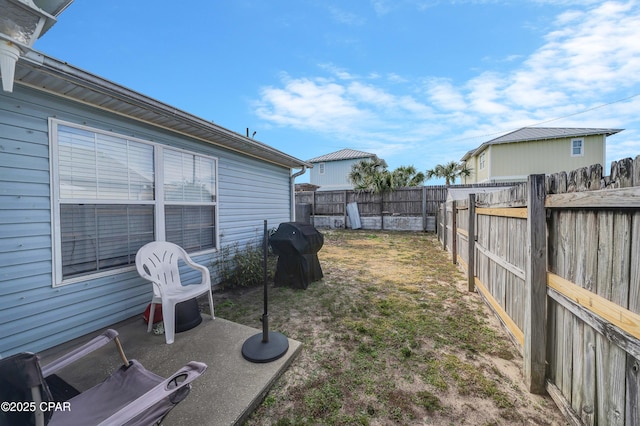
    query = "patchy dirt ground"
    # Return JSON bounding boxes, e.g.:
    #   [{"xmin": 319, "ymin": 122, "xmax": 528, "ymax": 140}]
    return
[{"xmin": 214, "ymin": 230, "xmax": 567, "ymax": 425}]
